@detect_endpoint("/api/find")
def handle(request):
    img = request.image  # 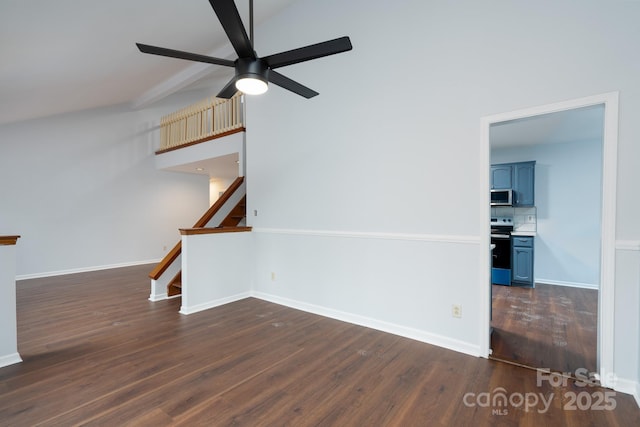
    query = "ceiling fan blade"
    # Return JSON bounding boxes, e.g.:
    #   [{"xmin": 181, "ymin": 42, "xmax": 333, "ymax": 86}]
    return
[
  {"xmin": 208, "ymin": 0, "xmax": 255, "ymax": 59},
  {"xmin": 263, "ymin": 36, "xmax": 352, "ymax": 69},
  {"xmin": 136, "ymin": 43, "xmax": 235, "ymax": 67},
  {"xmin": 268, "ymin": 70, "xmax": 318, "ymax": 98},
  {"xmin": 217, "ymin": 77, "xmax": 239, "ymax": 99}
]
